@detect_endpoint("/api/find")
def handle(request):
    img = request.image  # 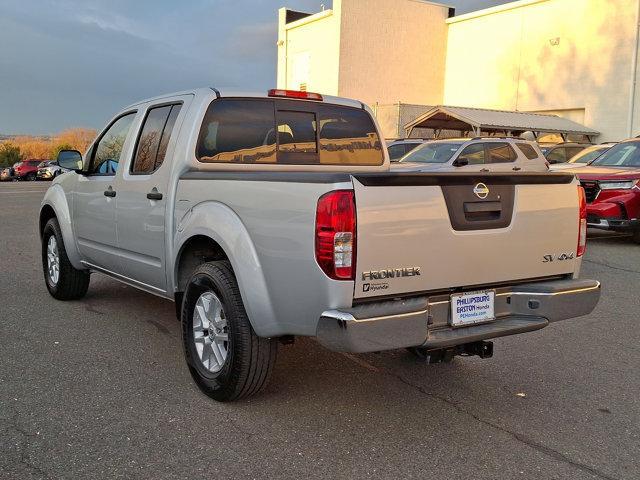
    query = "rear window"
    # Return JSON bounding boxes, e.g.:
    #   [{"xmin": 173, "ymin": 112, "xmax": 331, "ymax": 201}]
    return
[
  {"xmin": 196, "ymin": 99, "xmax": 383, "ymax": 166},
  {"xmin": 516, "ymin": 143, "xmax": 539, "ymax": 159}
]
